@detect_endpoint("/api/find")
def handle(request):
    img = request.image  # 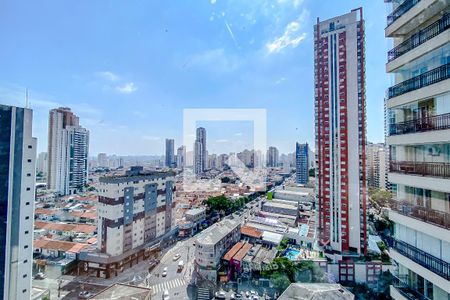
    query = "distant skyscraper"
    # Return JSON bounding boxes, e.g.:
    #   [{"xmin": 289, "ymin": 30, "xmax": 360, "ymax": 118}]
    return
[
  {"xmin": 97, "ymin": 152, "xmax": 108, "ymax": 167},
  {"xmin": 165, "ymin": 139, "xmax": 175, "ymax": 168},
  {"xmin": 194, "ymin": 127, "xmax": 207, "ymax": 174},
  {"xmin": 296, "ymin": 143, "xmax": 310, "ymax": 185},
  {"xmin": 47, "ymin": 107, "xmax": 89, "ymax": 195},
  {"xmin": 314, "ymin": 8, "xmax": 367, "ymax": 255},
  {"xmin": 267, "ymin": 146, "xmax": 279, "ymax": 168},
  {"xmin": 176, "ymin": 145, "xmax": 186, "ymax": 169},
  {"xmin": 0, "ymin": 105, "xmax": 36, "ymax": 299},
  {"xmin": 36, "ymin": 151, "xmax": 48, "ymax": 175},
  {"xmin": 366, "ymin": 143, "xmax": 387, "ymax": 190}
]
